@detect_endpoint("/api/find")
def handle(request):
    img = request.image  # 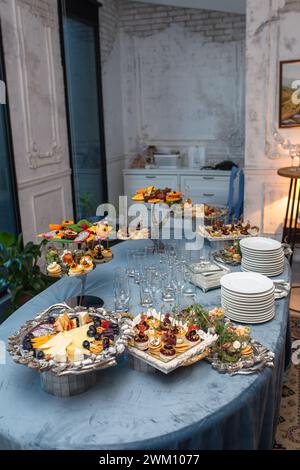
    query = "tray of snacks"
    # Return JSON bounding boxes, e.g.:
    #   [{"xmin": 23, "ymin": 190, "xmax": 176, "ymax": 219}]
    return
[
  {"xmin": 7, "ymin": 304, "xmax": 133, "ymax": 377},
  {"xmin": 45, "ymin": 245, "xmax": 113, "ymax": 278},
  {"xmin": 131, "ymin": 186, "xmax": 182, "ymax": 204},
  {"xmin": 38, "ymin": 219, "xmax": 114, "ymax": 244},
  {"xmin": 117, "ymin": 222, "xmax": 149, "ymax": 240},
  {"xmin": 127, "ymin": 310, "xmax": 217, "ymax": 374},
  {"xmin": 179, "ymin": 304, "xmax": 274, "ymax": 375},
  {"xmin": 212, "ymin": 241, "xmax": 242, "ymax": 266},
  {"xmin": 199, "ymin": 220, "xmax": 259, "ymax": 241},
  {"xmin": 204, "ymin": 205, "xmax": 227, "ymax": 224}
]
